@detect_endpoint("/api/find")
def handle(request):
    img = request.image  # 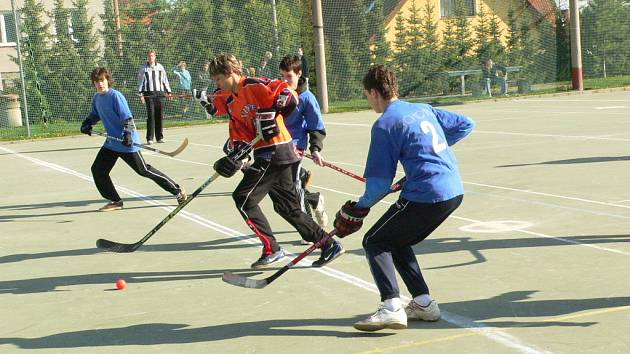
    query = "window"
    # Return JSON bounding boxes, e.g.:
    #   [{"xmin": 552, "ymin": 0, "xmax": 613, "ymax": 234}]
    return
[
  {"xmin": 440, "ymin": 0, "xmax": 476, "ymax": 17},
  {"xmin": 0, "ymin": 12, "xmax": 17, "ymax": 46}
]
